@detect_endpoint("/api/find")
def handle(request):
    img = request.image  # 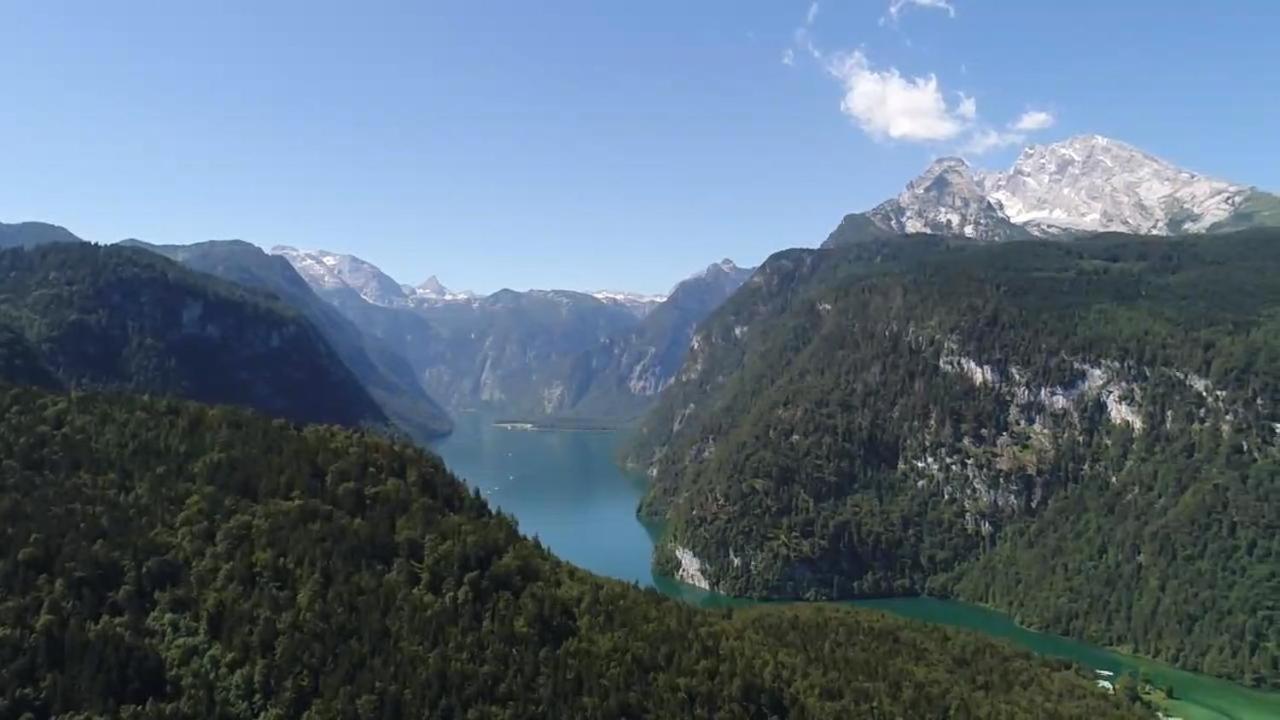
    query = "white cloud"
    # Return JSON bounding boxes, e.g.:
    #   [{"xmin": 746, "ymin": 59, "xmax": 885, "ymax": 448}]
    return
[
  {"xmin": 957, "ymin": 111, "xmax": 1055, "ymax": 156},
  {"xmin": 1011, "ymin": 110, "xmax": 1055, "ymax": 131},
  {"xmin": 957, "ymin": 109, "xmax": 1056, "ymax": 155},
  {"xmin": 883, "ymin": 0, "xmax": 956, "ymax": 25},
  {"xmin": 960, "ymin": 128, "xmax": 1025, "ymax": 155},
  {"xmin": 806, "ymin": 2, "xmax": 820, "ymax": 25},
  {"xmin": 827, "ymin": 51, "xmax": 971, "ymax": 142},
  {"xmin": 782, "ymin": 48, "xmax": 795, "ymax": 66}
]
